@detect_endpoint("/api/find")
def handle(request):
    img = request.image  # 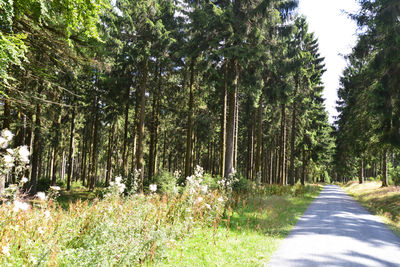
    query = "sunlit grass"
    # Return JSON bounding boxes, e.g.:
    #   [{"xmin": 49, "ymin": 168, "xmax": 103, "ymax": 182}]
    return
[
  {"xmin": 343, "ymin": 181, "xmax": 400, "ymax": 236},
  {"xmin": 154, "ymin": 185, "xmax": 322, "ymax": 266}
]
